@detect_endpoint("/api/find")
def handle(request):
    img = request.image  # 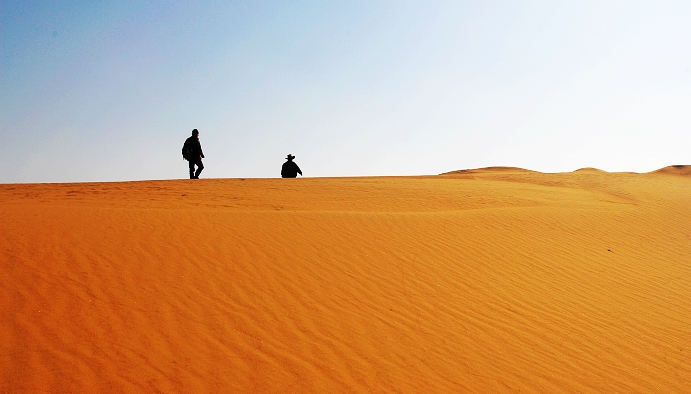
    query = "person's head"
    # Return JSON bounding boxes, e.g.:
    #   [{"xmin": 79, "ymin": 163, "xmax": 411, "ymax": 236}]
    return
[
  {"xmin": 192, "ymin": 129, "xmax": 199, "ymax": 137},
  {"xmin": 286, "ymin": 154, "xmax": 295, "ymax": 161}
]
